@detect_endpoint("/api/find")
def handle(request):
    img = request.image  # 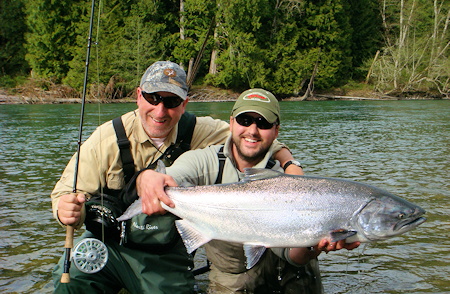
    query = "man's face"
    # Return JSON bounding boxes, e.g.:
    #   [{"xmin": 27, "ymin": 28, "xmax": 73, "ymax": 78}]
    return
[
  {"xmin": 136, "ymin": 87, "xmax": 188, "ymax": 138},
  {"xmin": 230, "ymin": 112, "xmax": 279, "ymax": 164}
]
